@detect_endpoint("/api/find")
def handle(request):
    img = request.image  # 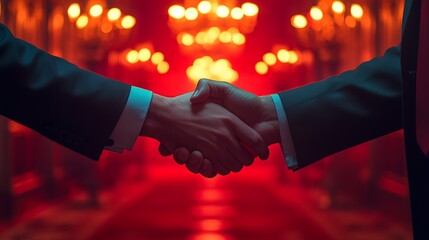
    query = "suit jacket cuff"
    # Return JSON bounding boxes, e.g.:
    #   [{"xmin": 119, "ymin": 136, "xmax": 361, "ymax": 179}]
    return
[
  {"xmin": 271, "ymin": 94, "xmax": 299, "ymax": 170},
  {"xmin": 105, "ymin": 86, "xmax": 153, "ymax": 153}
]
